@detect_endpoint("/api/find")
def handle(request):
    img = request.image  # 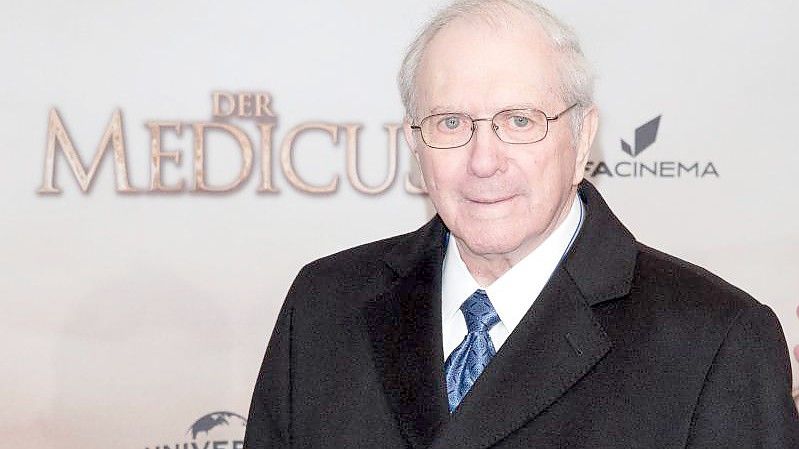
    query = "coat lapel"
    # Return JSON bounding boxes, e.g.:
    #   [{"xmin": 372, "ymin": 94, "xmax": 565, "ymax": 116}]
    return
[
  {"xmin": 362, "ymin": 216, "xmax": 451, "ymax": 449},
  {"xmin": 429, "ymin": 265, "xmax": 611, "ymax": 449}
]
